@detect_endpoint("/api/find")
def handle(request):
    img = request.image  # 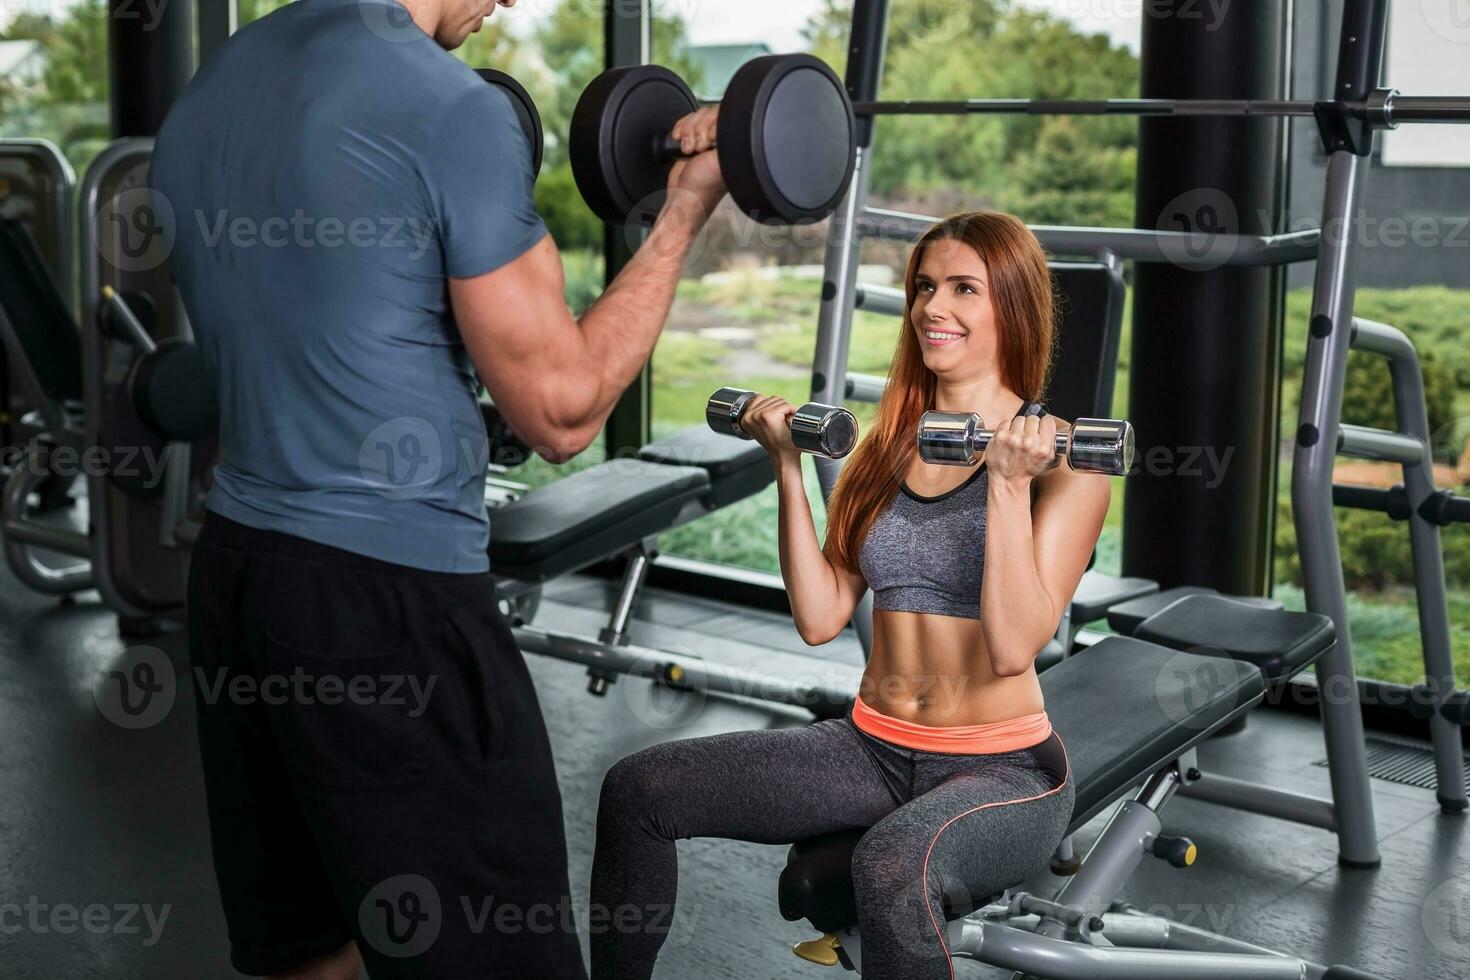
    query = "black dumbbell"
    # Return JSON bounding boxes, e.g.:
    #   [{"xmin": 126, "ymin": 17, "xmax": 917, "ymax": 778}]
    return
[
  {"xmin": 917, "ymin": 411, "xmax": 1134, "ymax": 476},
  {"xmin": 475, "ymin": 68, "xmax": 543, "ymax": 178},
  {"xmin": 707, "ymin": 387, "xmax": 858, "ymax": 459},
  {"xmin": 569, "ymin": 53, "xmax": 855, "ymax": 227}
]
